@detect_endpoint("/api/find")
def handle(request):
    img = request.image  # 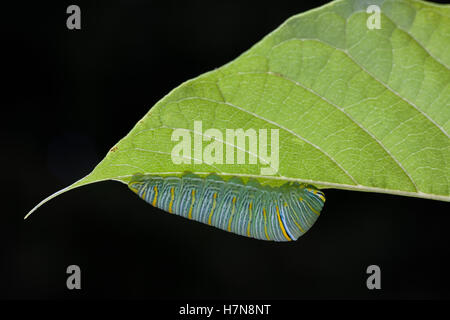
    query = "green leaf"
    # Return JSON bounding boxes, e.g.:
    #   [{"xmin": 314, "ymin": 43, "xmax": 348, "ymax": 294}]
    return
[{"xmin": 26, "ymin": 0, "xmax": 450, "ymax": 218}]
